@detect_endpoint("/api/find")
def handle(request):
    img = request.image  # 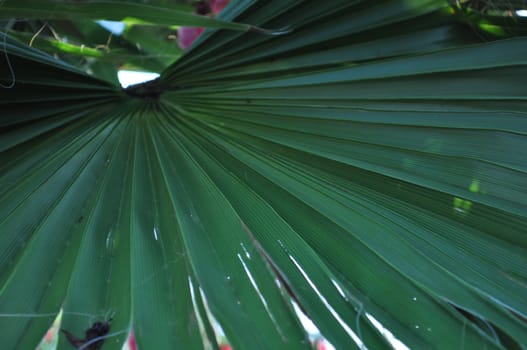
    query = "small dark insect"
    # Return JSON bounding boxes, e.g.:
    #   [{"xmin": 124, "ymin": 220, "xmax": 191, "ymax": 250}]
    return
[
  {"xmin": 195, "ymin": 0, "xmax": 211, "ymax": 15},
  {"xmin": 61, "ymin": 319, "xmax": 111, "ymax": 350},
  {"xmin": 76, "ymin": 216, "xmax": 84, "ymax": 224}
]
